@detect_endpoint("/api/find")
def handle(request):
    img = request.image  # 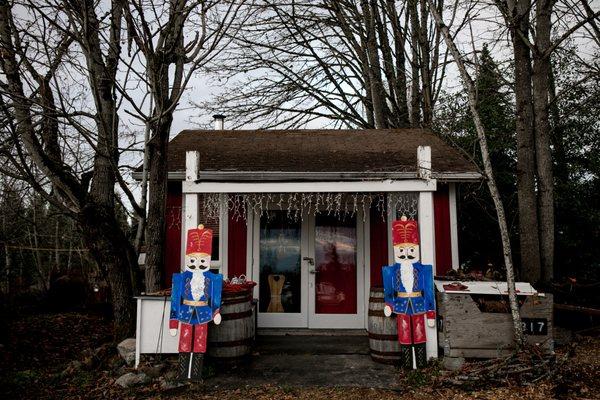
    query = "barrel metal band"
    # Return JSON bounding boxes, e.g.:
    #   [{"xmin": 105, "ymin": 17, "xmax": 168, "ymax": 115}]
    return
[
  {"xmin": 369, "ymin": 349, "xmax": 403, "ymax": 357},
  {"xmin": 368, "ymin": 332, "xmax": 399, "ymax": 341},
  {"xmin": 221, "ymin": 310, "xmax": 253, "ymax": 321},
  {"xmin": 368, "ymin": 310, "xmax": 386, "ymax": 317},
  {"xmin": 207, "ymin": 337, "xmax": 254, "ymax": 348}
]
